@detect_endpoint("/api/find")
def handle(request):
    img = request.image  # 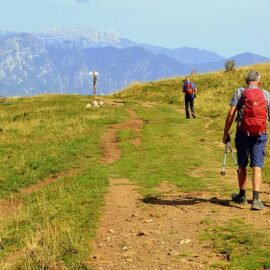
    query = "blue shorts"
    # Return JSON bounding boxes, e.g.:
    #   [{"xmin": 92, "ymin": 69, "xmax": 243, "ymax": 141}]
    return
[{"xmin": 235, "ymin": 132, "xmax": 268, "ymax": 168}]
